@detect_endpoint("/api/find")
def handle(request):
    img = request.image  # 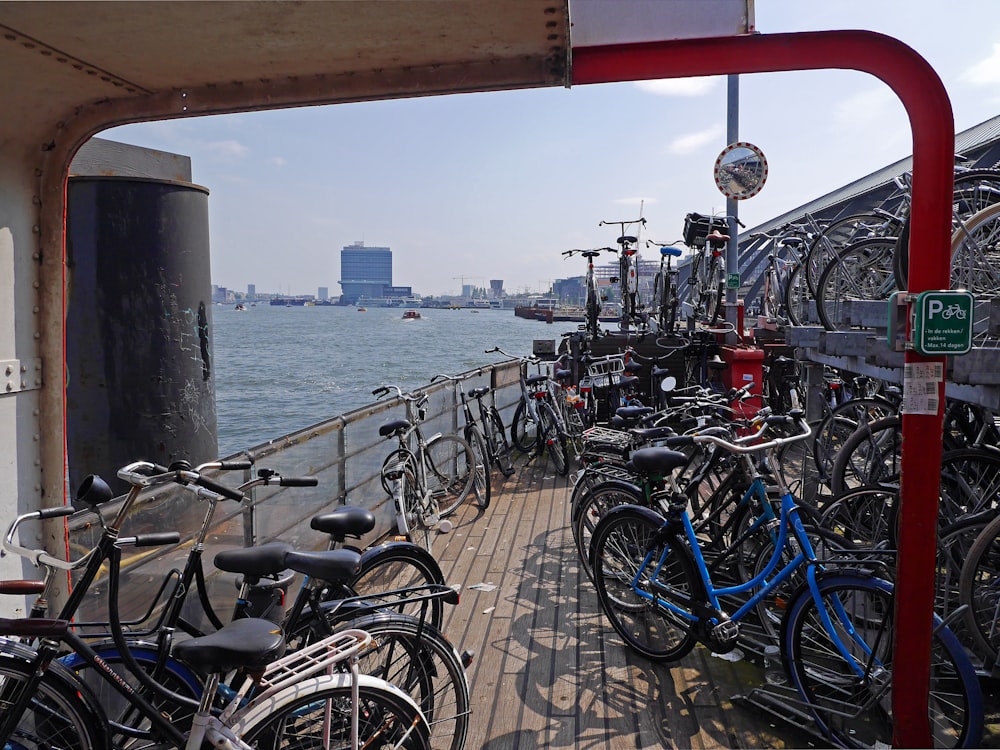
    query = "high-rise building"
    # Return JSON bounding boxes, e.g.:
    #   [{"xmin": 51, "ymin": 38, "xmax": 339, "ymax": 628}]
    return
[
  {"xmin": 318, "ymin": 286, "xmax": 329, "ymax": 301},
  {"xmin": 338, "ymin": 241, "xmax": 392, "ymax": 304},
  {"xmin": 247, "ymin": 283, "xmax": 256, "ymax": 299}
]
